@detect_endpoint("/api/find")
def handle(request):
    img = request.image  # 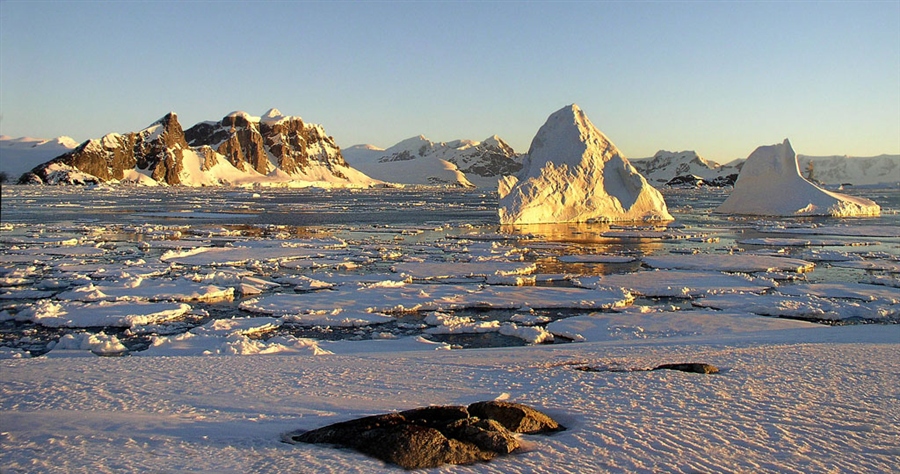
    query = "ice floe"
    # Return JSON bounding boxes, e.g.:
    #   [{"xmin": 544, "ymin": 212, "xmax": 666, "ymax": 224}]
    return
[{"xmin": 642, "ymin": 253, "xmax": 816, "ymax": 273}]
